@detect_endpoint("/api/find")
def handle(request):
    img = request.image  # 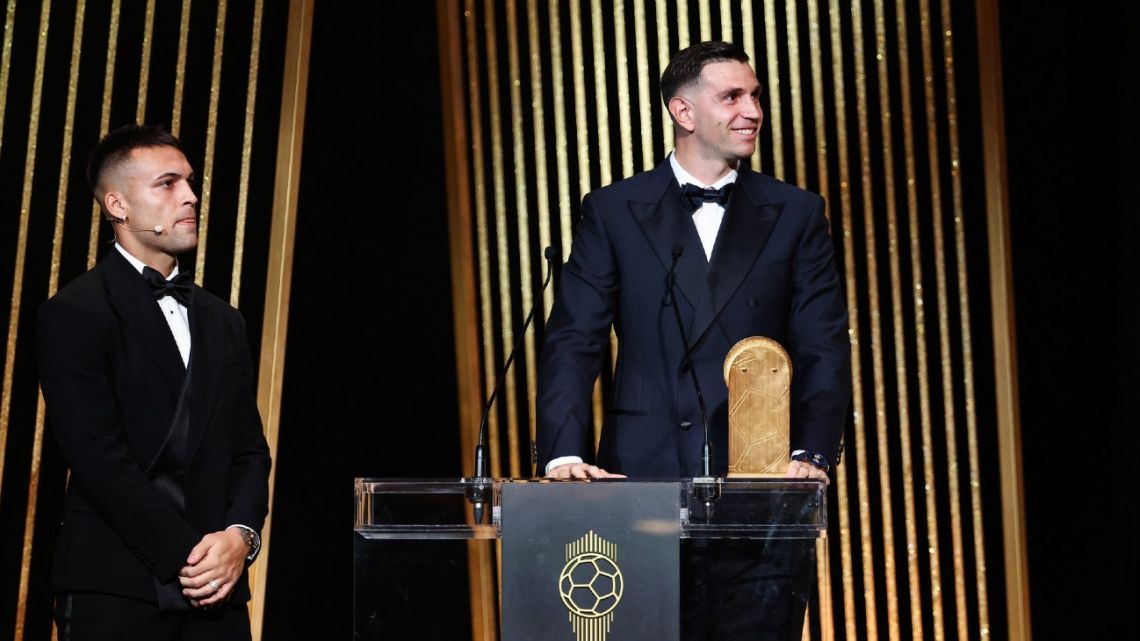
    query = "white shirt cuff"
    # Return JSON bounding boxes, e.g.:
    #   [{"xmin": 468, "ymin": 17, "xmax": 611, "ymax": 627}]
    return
[{"xmin": 545, "ymin": 456, "xmax": 584, "ymax": 475}]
